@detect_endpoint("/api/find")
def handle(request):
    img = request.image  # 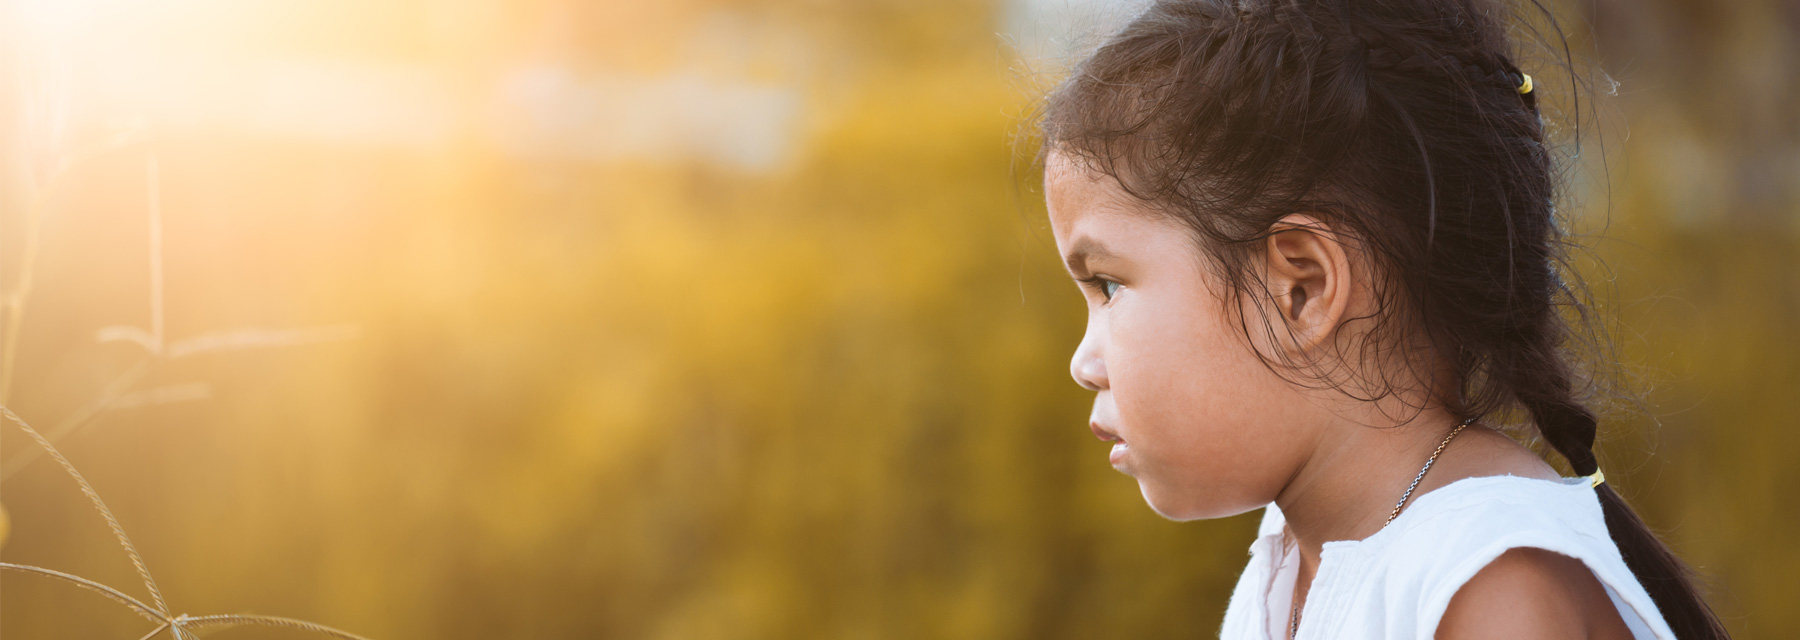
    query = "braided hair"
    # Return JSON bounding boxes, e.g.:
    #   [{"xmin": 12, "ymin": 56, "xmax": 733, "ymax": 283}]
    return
[{"xmin": 1038, "ymin": 0, "xmax": 1727, "ymax": 637}]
